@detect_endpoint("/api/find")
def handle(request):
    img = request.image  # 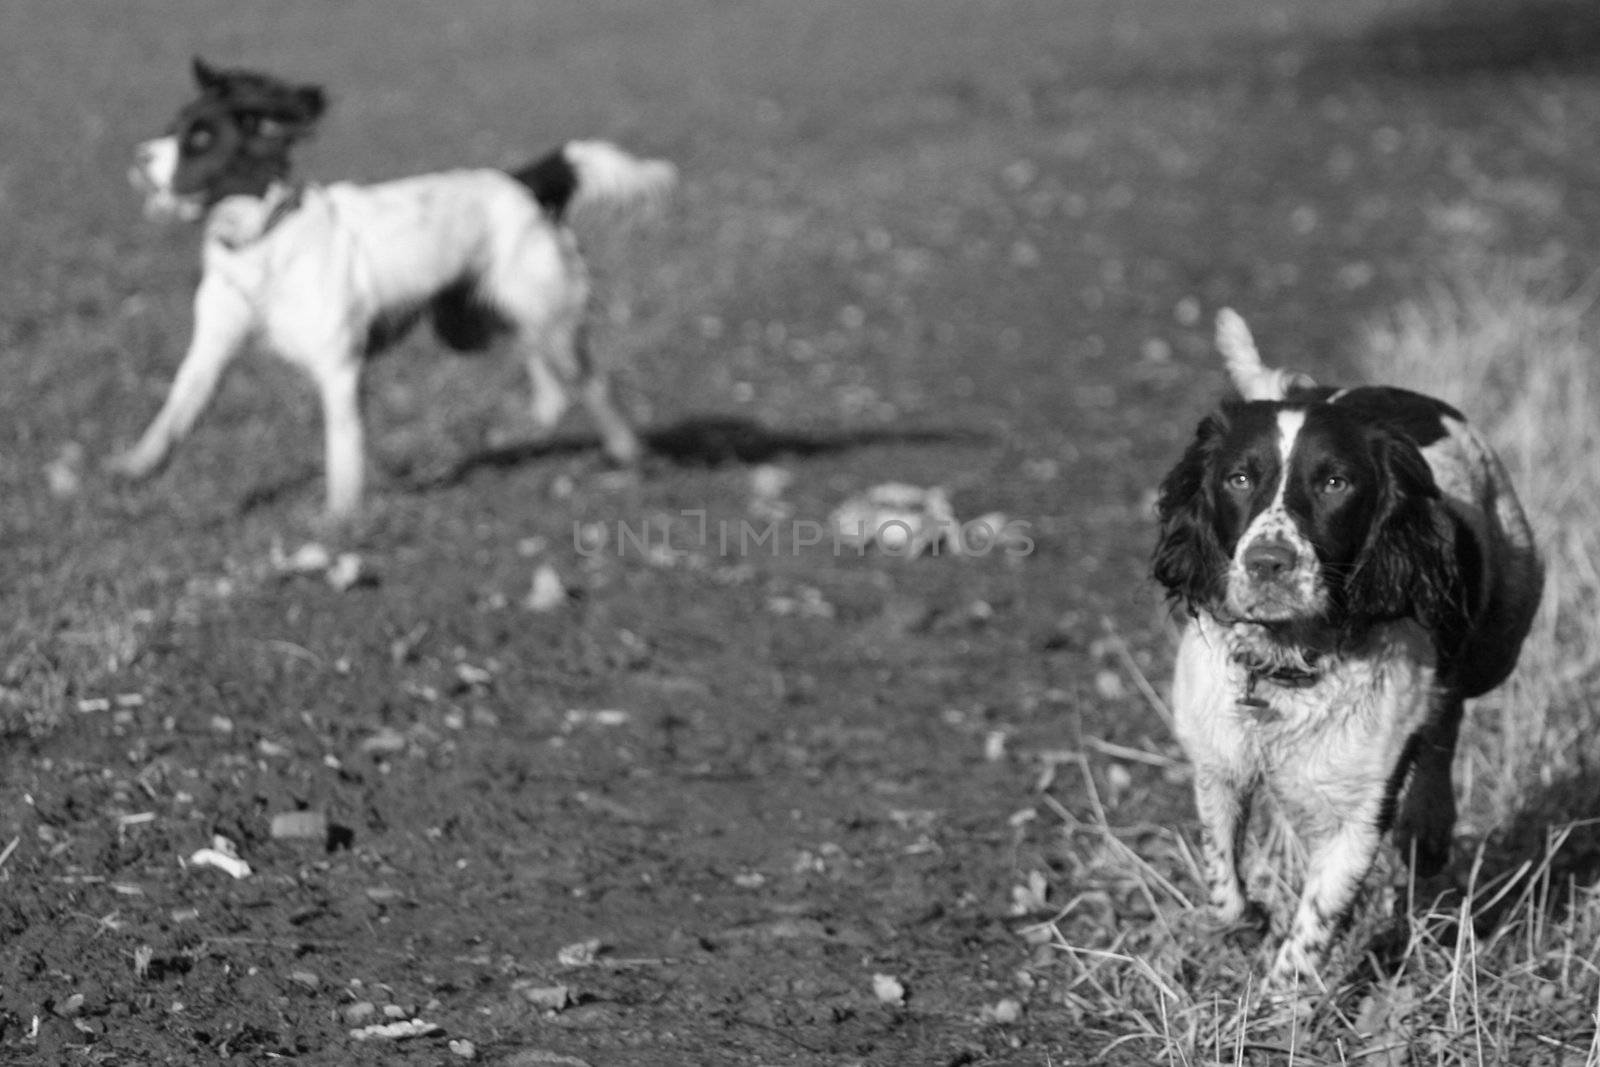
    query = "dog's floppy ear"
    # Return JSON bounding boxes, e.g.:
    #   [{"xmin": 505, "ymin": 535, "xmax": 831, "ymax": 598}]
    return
[
  {"xmin": 1343, "ymin": 428, "xmax": 1466, "ymax": 634},
  {"xmin": 1153, "ymin": 410, "xmax": 1231, "ymax": 613}
]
